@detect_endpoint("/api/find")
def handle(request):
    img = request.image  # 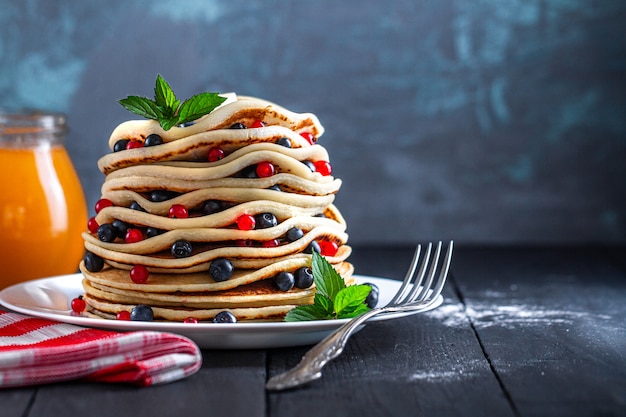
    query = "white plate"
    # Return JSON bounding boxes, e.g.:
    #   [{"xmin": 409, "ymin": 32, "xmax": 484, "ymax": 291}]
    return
[{"xmin": 0, "ymin": 274, "xmax": 442, "ymax": 349}]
